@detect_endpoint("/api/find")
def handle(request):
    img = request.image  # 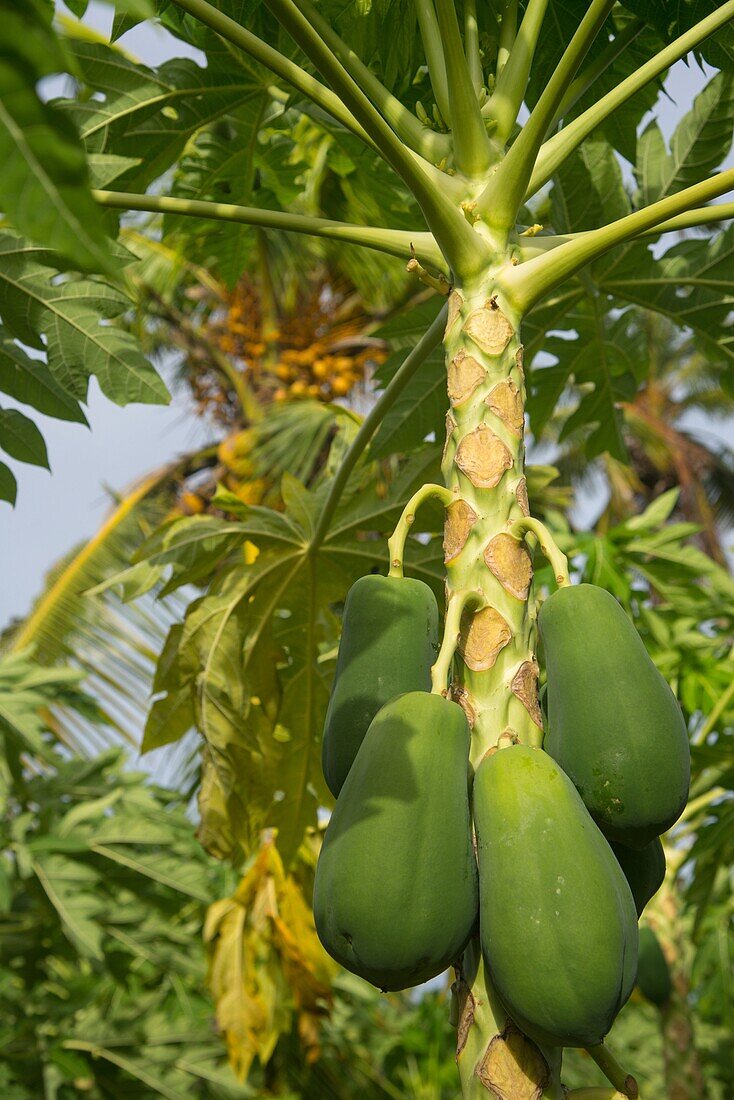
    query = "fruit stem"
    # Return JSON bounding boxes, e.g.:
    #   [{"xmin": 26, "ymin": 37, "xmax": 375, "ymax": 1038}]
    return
[
  {"xmin": 507, "ymin": 516, "xmax": 570, "ymax": 588},
  {"xmin": 431, "ymin": 589, "xmax": 485, "ymax": 695},
  {"xmin": 586, "ymin": 1043, "xmax": 639, "ymax": 1099},
  {"xmin": 388, "ymin": 483, "xmax": 456, "ymax": 578}
]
